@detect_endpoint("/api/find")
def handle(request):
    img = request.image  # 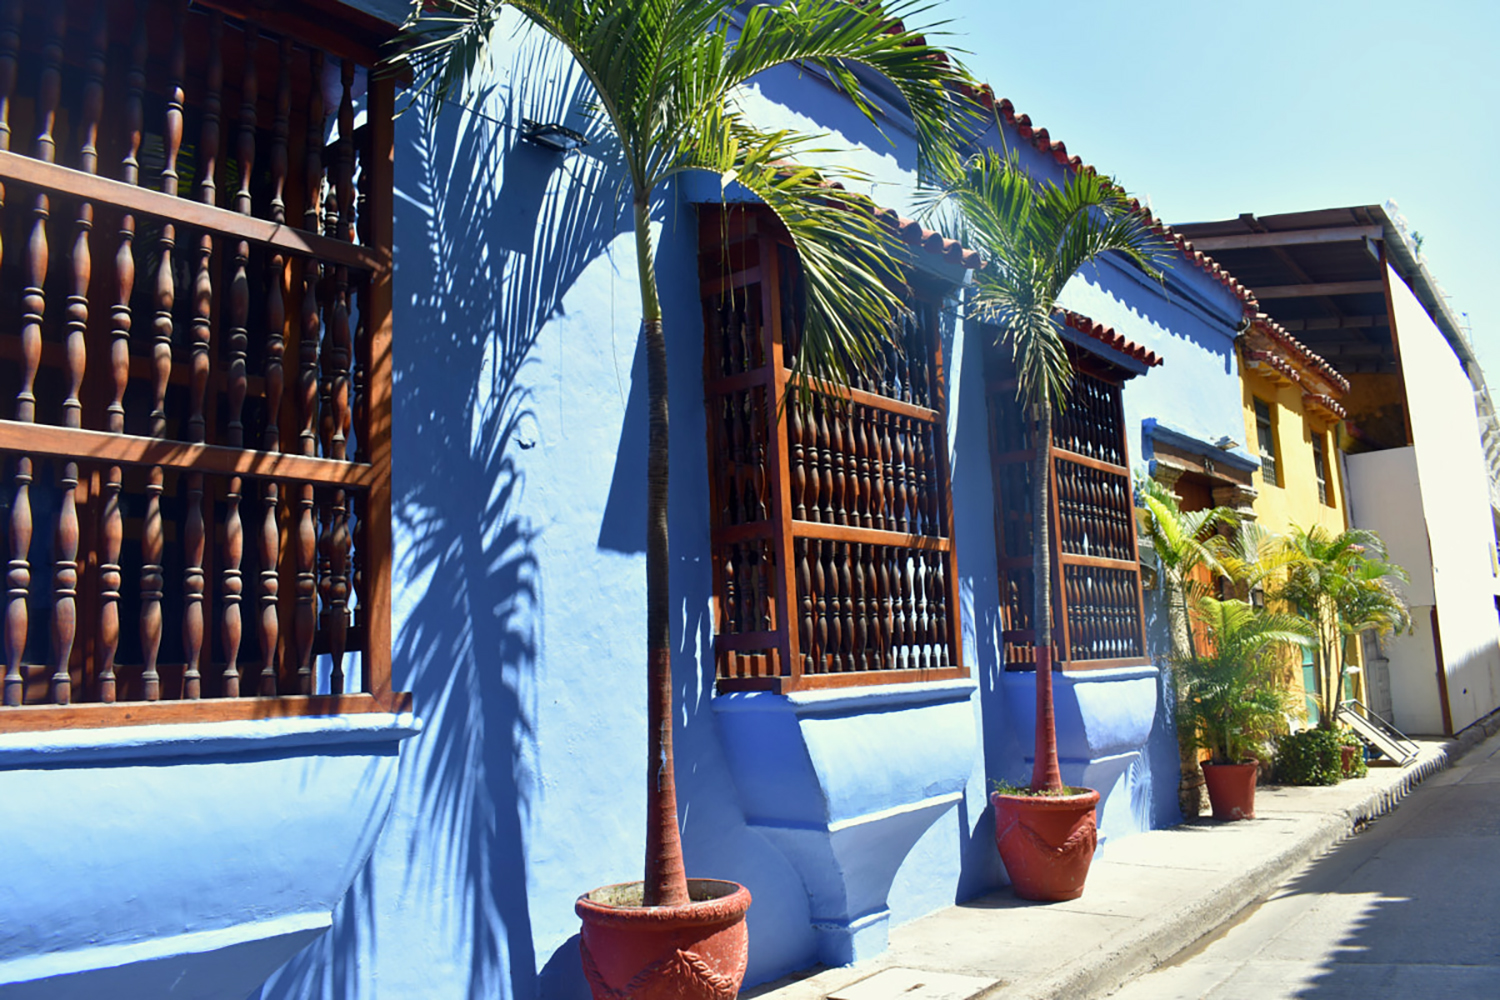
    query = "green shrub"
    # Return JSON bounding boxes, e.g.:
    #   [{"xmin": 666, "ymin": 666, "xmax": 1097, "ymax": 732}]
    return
[
  {"xmin": 1339, "ymin": 729, "xmax": 1369, "ymax": 779},
  {"xmin": 1275, "ymin": 729, "xmax": 1342, "ymax": 785}
]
